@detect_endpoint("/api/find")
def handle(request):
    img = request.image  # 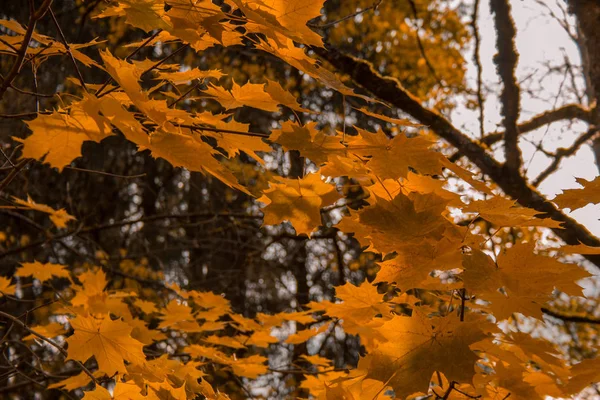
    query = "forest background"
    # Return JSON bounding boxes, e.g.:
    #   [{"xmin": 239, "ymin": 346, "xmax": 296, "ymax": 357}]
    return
[{"xmin": 2, "ymin": 0, "xmax": 600, "ymax": 399}]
